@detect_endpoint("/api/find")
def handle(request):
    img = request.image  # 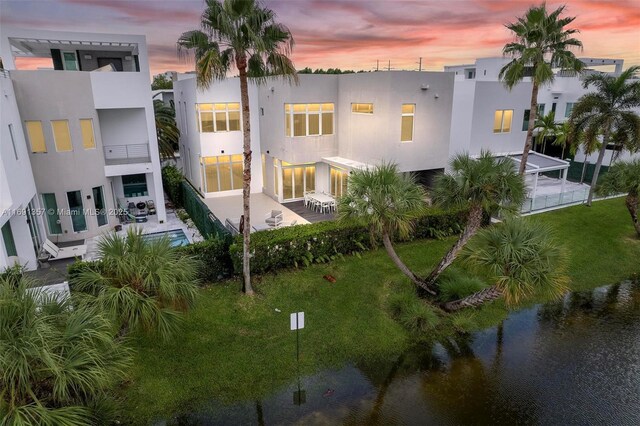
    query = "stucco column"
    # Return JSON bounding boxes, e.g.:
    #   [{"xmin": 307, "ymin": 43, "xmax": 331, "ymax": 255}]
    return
[{"xmin": 531, "ymin": 172, "xmax": 539, "ymax": 199}]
